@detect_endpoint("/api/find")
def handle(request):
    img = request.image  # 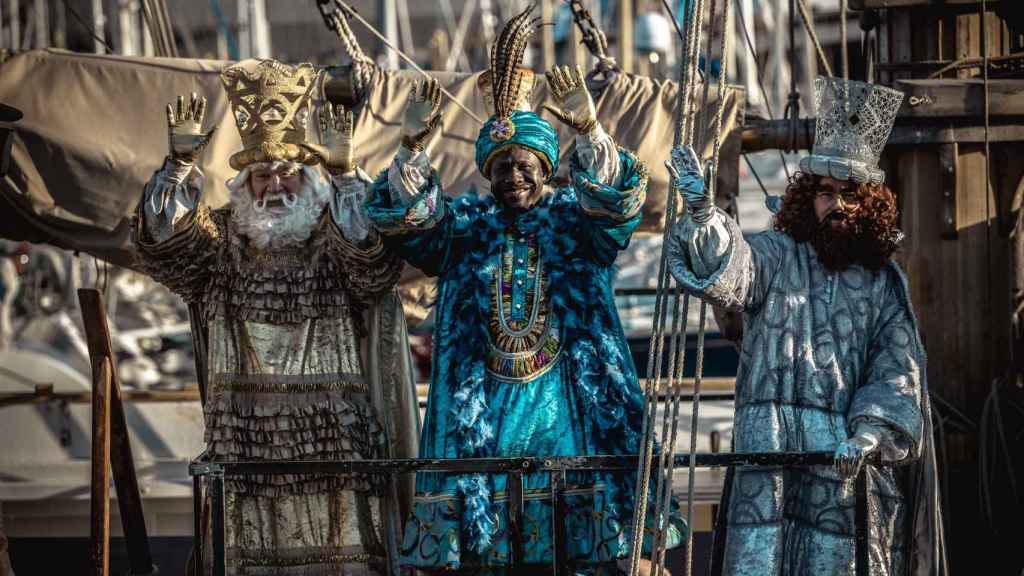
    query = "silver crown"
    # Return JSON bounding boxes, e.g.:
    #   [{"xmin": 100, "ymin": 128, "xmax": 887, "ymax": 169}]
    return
[{"xmin": 798, "ymin": 77, "xmax": 904, "ymax": 185}]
